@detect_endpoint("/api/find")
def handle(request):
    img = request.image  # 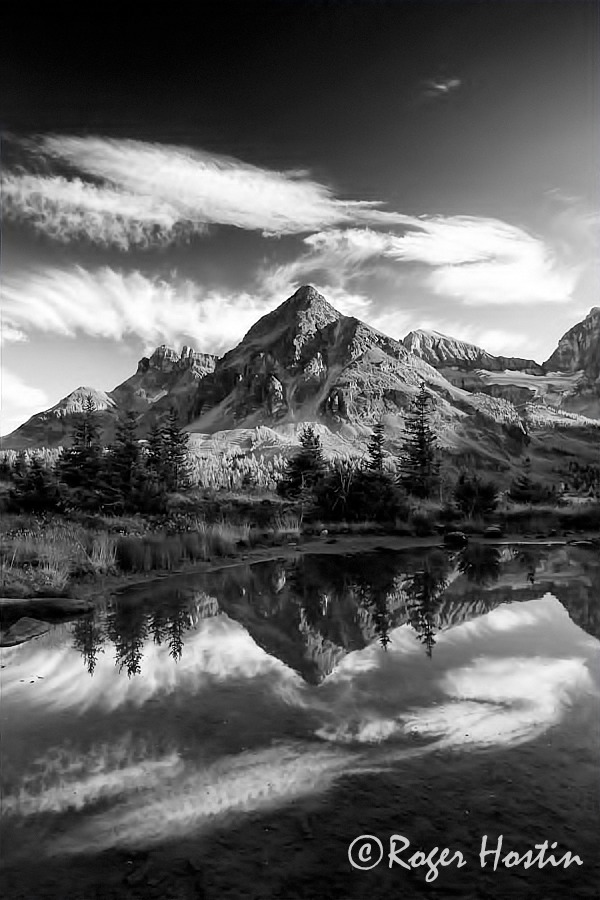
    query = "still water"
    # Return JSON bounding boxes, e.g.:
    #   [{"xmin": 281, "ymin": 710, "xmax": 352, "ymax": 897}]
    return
[{"xmin": 1, "ymin": 543, "xmax": 599, "ymax": 899}]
